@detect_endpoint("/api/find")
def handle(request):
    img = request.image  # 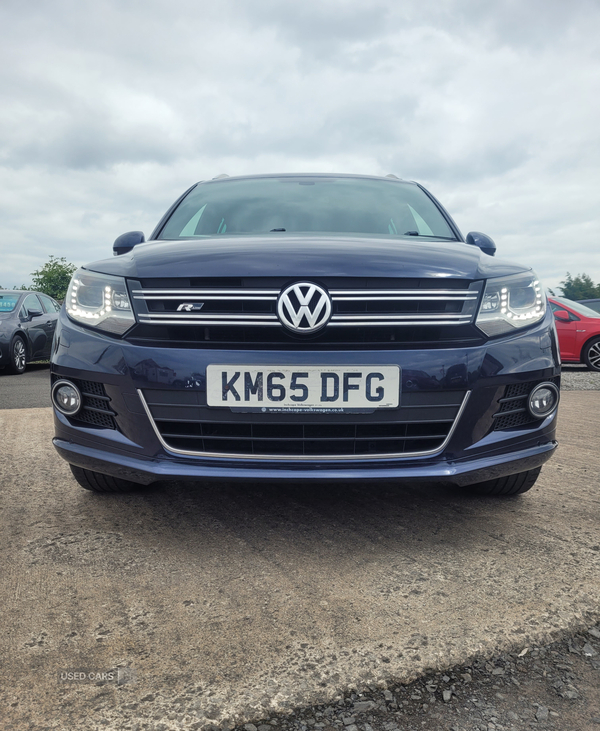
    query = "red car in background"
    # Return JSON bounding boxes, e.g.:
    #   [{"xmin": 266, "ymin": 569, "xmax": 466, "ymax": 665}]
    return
[{"xmin": 549, "ymin": 297, "xmax": 600, "ymax": 371}]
